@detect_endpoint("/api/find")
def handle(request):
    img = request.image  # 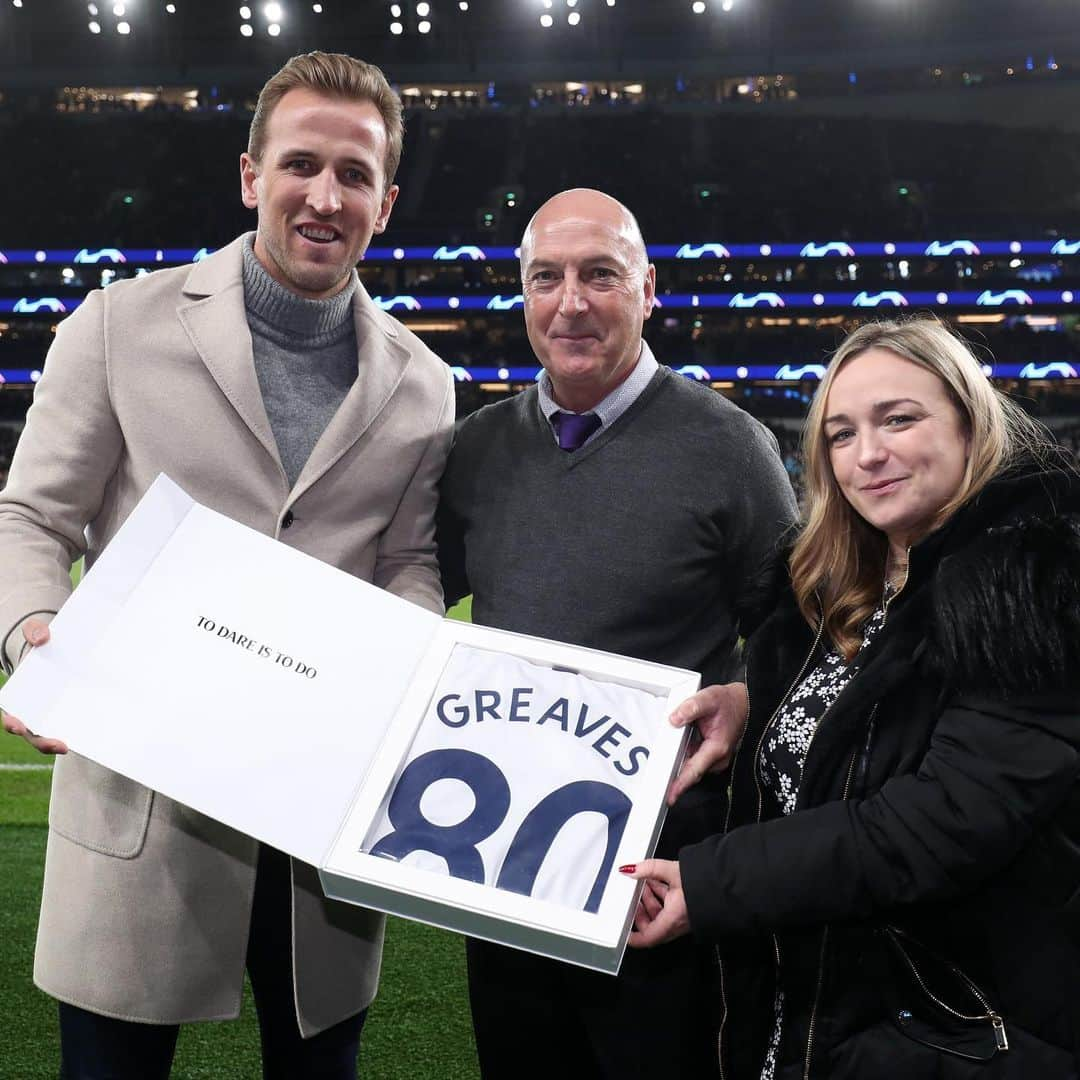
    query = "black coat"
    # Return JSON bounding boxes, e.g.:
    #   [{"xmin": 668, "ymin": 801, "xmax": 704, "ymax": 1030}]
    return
[{"xmin": 679, "ymin": 465, "xmax": 1080, "ymax": 1079}]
